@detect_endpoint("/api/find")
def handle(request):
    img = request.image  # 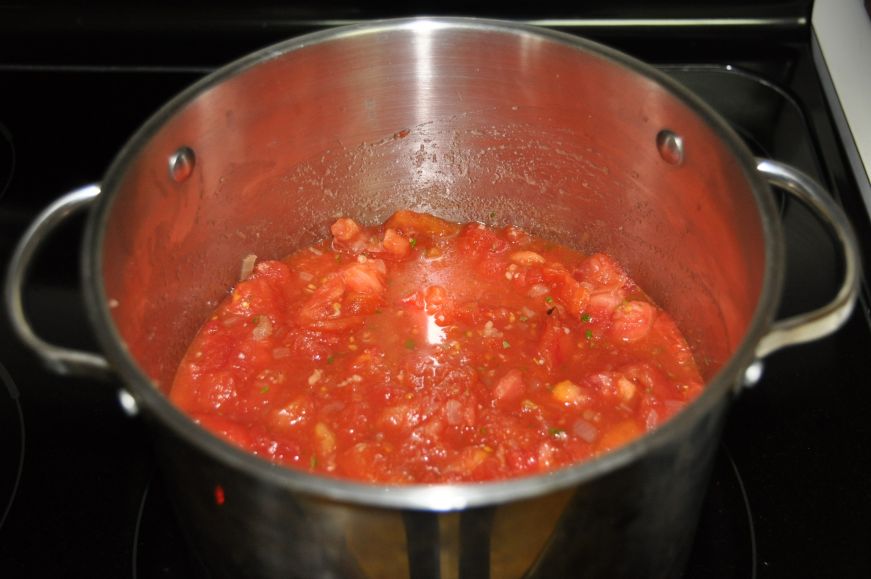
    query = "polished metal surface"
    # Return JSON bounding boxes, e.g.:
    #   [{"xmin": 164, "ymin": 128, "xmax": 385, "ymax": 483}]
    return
[
  {"xmin": 753, "ymin": 158, "xmax": 861, "ymax": 358},
  {"xmin": 168, "ymin": 146, "xmax": 196, "ymax": 183},
  {"xmin": 3, "ymin": 184, "xmax": 109, "ymax": 376},
  {"xmin": 7, "ymin": 17, "xmax": 859, "ymax": 579},
  {"xmin": 656, "ymin": 129, "xmax": 685, "ymax": 166}
]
